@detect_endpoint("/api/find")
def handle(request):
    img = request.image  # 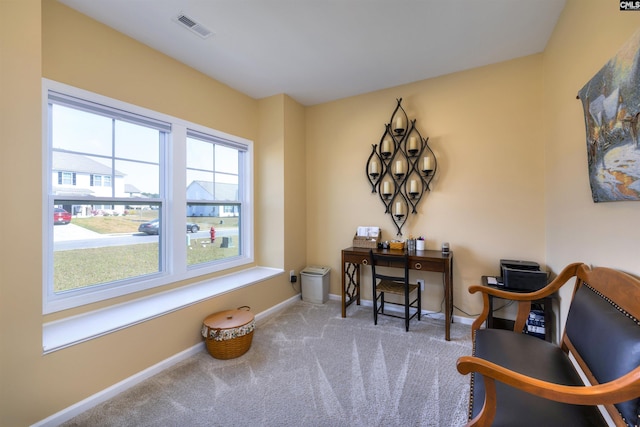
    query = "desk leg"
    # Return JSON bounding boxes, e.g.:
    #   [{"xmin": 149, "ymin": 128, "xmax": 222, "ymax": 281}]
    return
[
  {"xmin": 445, "ymin": 257, "xmax": 453, "ymax": 341},
  {"xmin": 487, "ymin": 295, "xmax": 494, "ymax": 328},
  {"xmin": 543, "ymin": 296, "xmax": 552, "ymax": 343},
  {"xmin": 342, "ymin": 262, "xmax": 360, "ymax": 317}
]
